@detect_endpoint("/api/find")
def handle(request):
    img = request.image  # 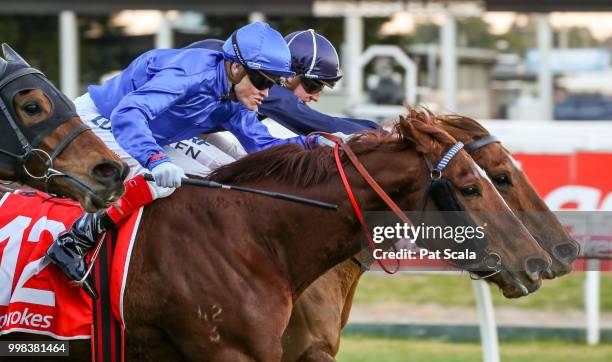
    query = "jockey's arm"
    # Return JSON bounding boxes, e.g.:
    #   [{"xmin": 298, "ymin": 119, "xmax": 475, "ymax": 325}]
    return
[
  {"xmin": 109, "ymin": 68, "xmax": 198, "ymax": 170},
  {"xmin": 222, "ymin": 107, "xmax": 308, "ymax": 153},
  {"xmin": 258, "ymin": 86, "xmax": 379, "ymax": 135}
]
